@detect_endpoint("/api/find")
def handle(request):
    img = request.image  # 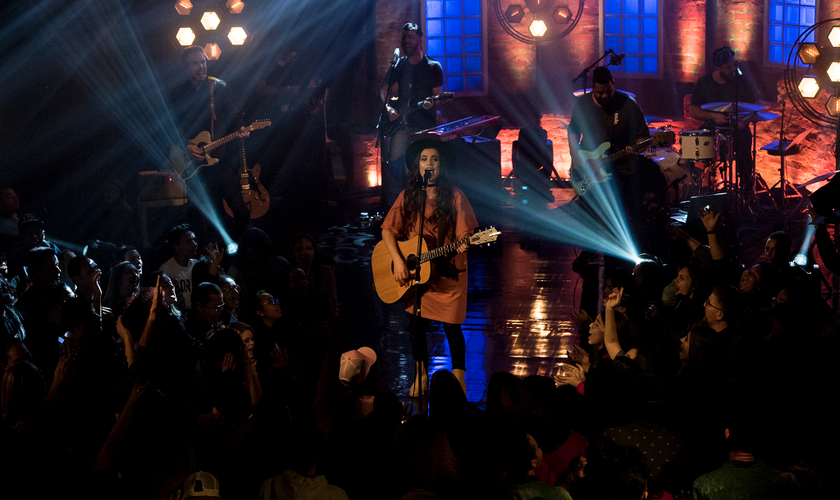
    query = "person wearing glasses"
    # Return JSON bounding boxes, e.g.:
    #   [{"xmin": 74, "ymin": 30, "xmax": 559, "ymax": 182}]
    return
[
  {"xmin": 219, "ymin": 275, "xmax": 241, "ymax": 325},
  {"xmin": 185, "ymin": 282, "xmax": 225, "ymax": 346}
]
